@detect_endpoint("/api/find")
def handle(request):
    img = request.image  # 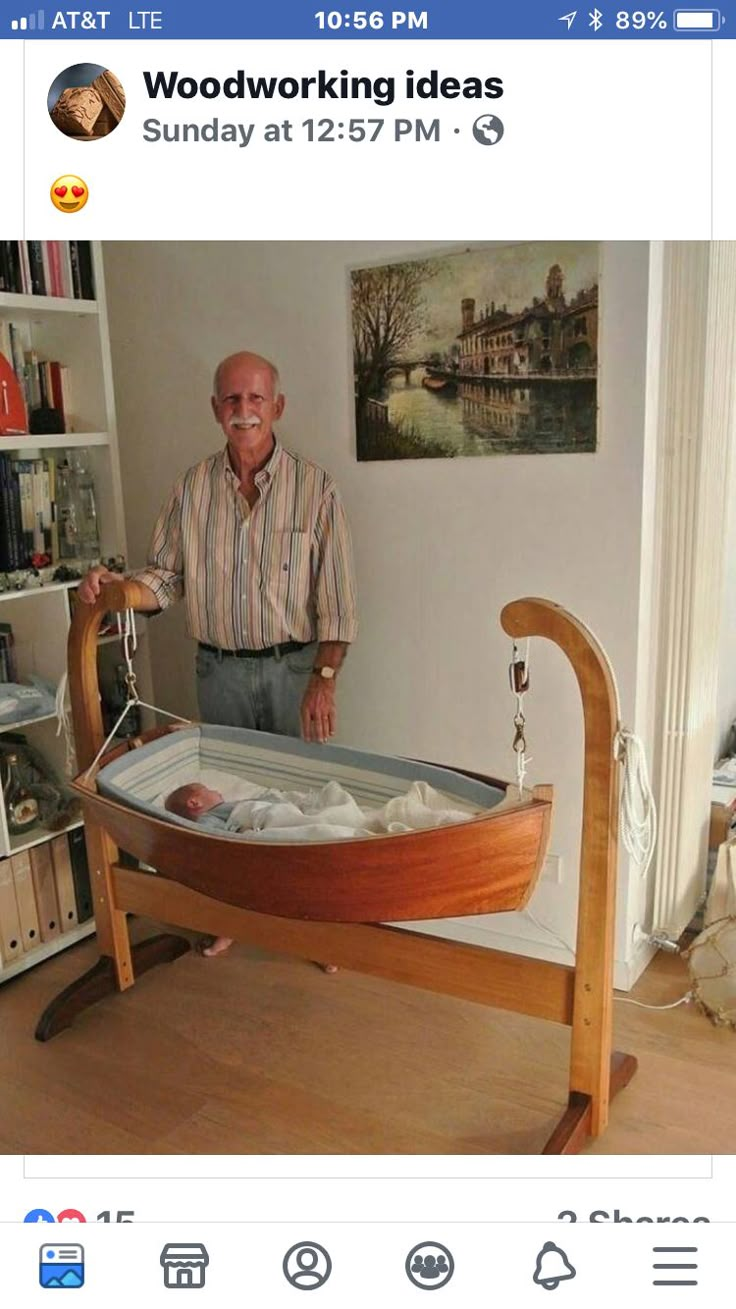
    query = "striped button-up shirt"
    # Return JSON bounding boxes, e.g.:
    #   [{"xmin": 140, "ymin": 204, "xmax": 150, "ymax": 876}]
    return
[{"xmin": 135, "ymin": 442, "xmax": 358, "ymax": 651}]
